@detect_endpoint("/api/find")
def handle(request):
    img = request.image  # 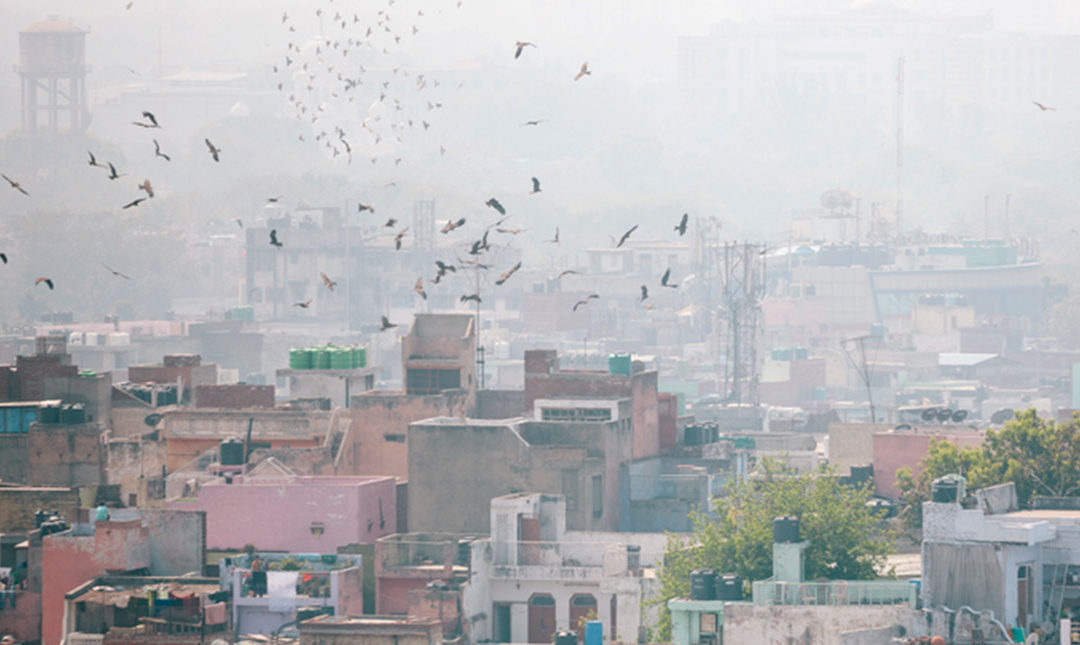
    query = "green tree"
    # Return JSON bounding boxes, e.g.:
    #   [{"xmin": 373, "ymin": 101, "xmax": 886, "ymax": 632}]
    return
[
  {"xmin": 650, "ymin": 459, "xmax": 892, "ymax": 640},
  {"xmin": 896, "ymin": 409, "xmax": 1080, "ymax": 530}
]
